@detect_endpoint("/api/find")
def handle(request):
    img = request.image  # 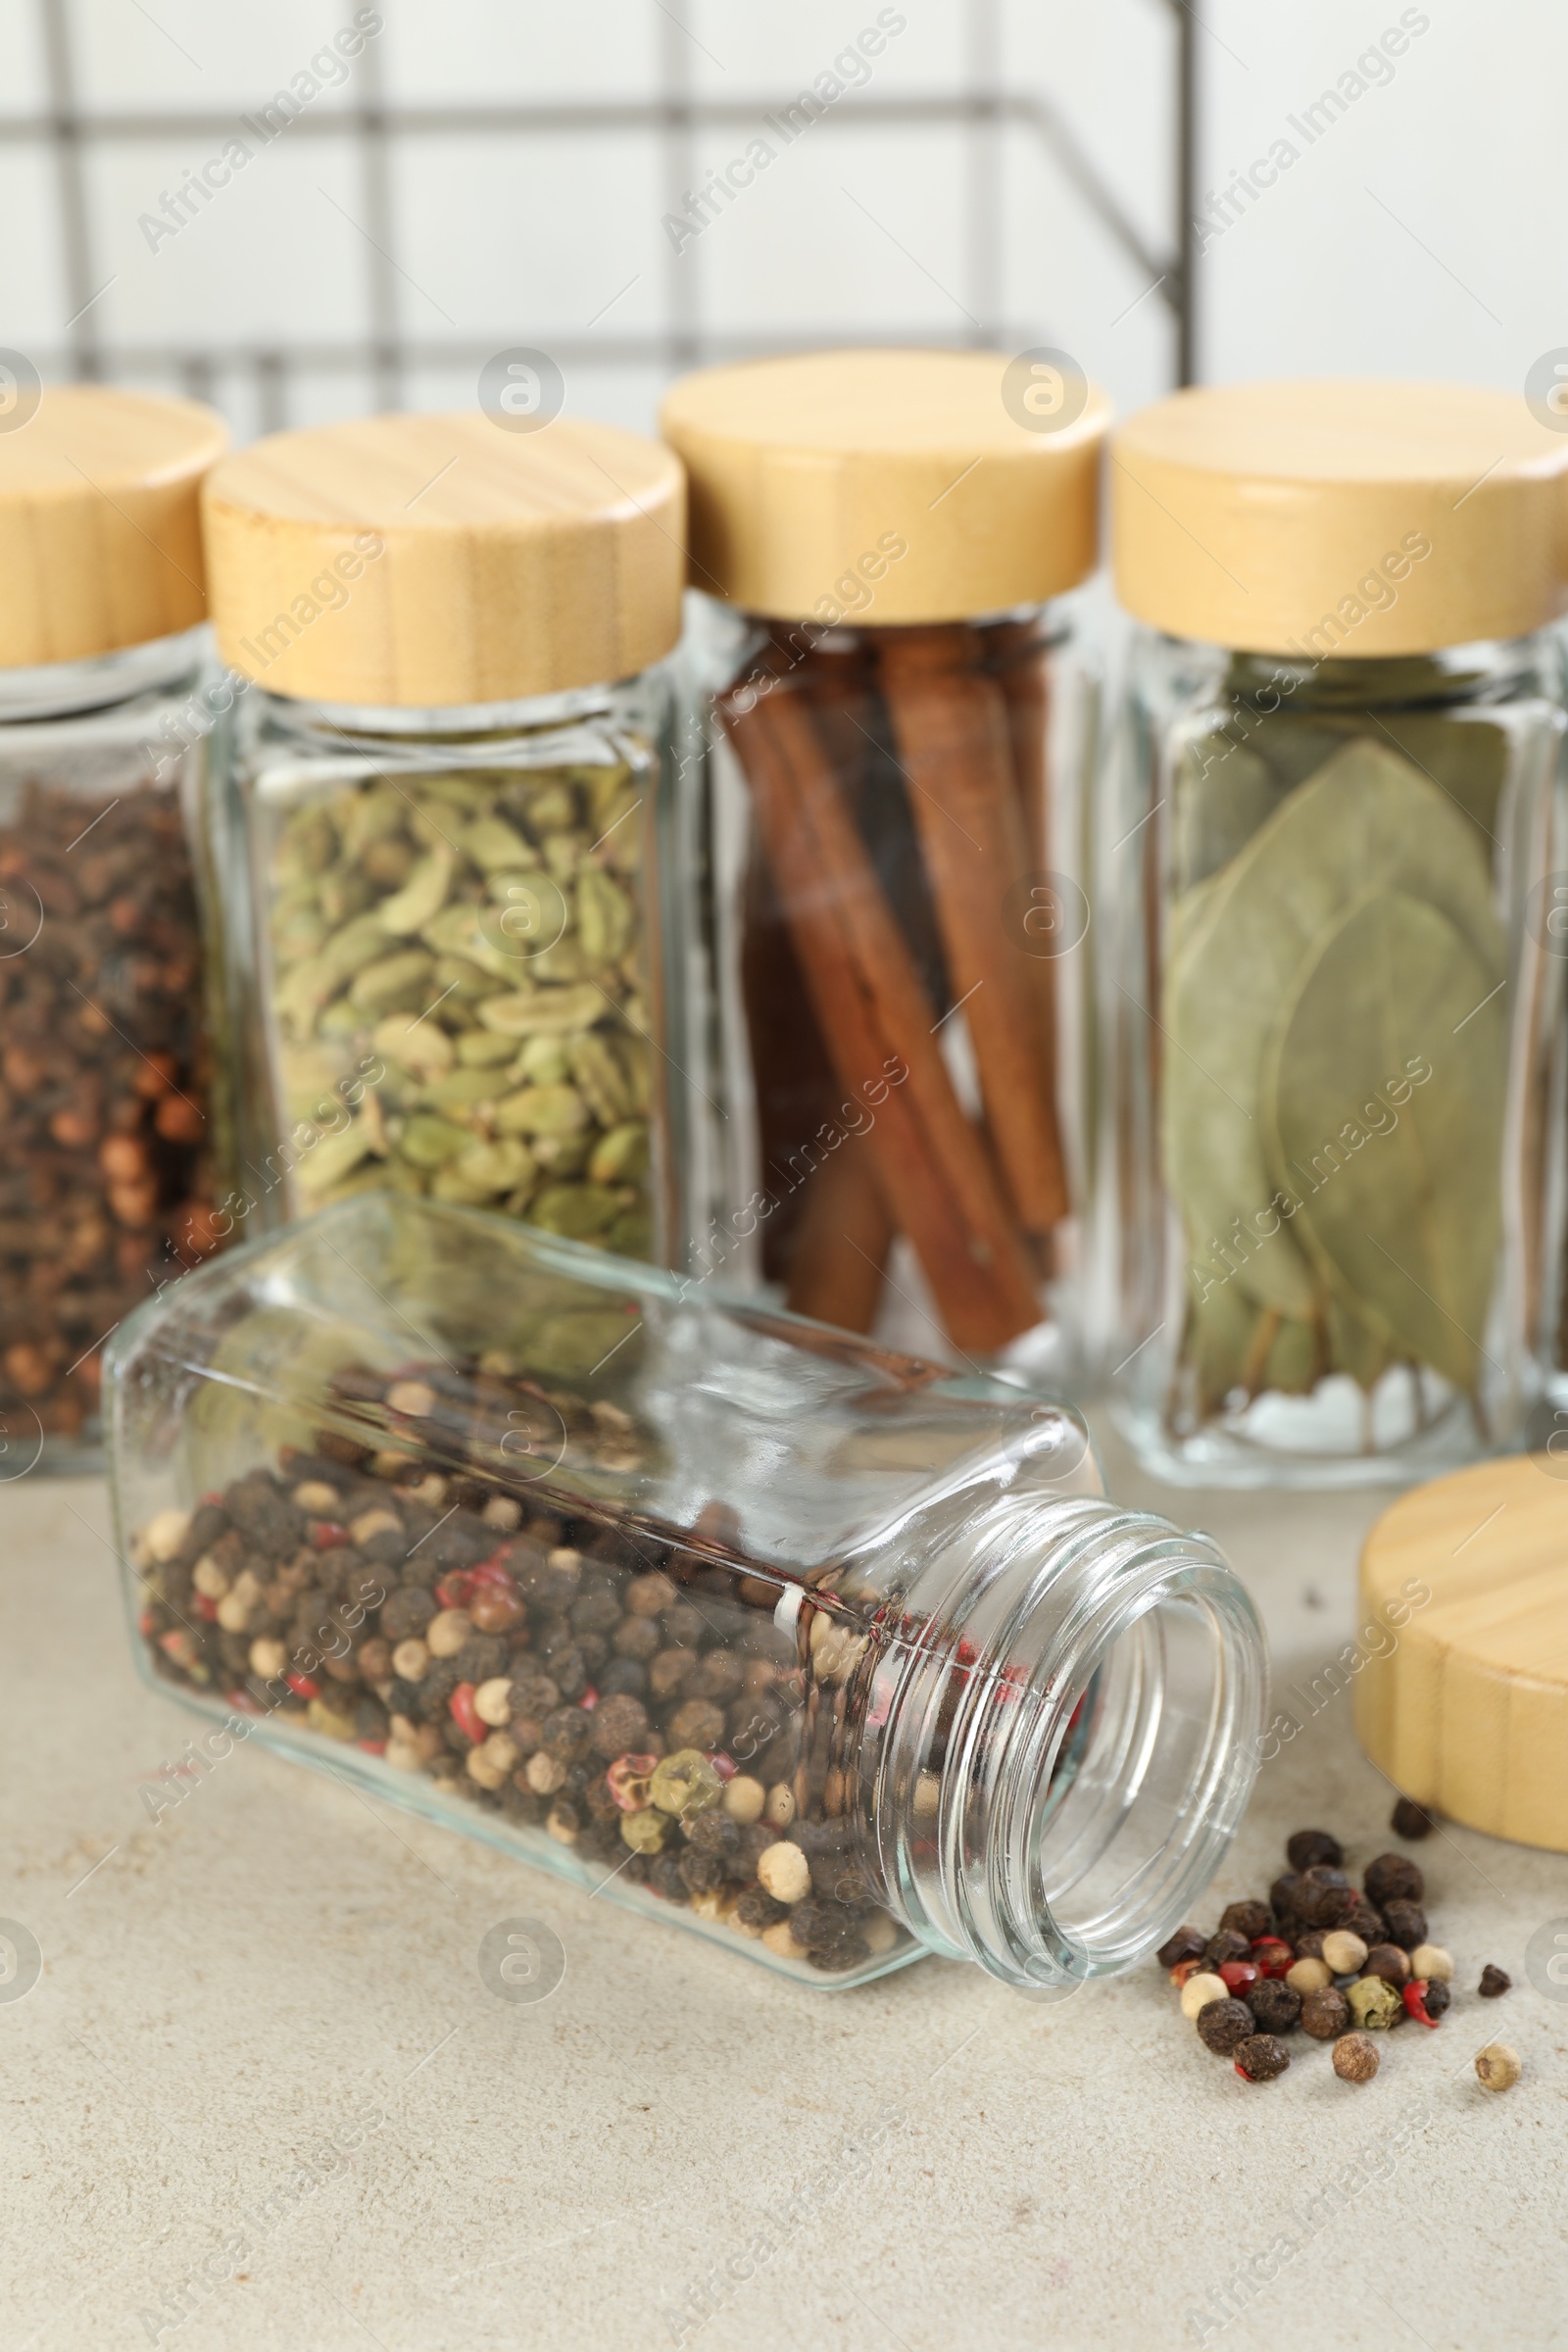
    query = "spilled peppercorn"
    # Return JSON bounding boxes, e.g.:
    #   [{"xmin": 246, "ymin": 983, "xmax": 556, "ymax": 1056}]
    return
[{"xmin": 1160, "ymin": 1824, "xmax": 1485, "ymax": 2087}]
